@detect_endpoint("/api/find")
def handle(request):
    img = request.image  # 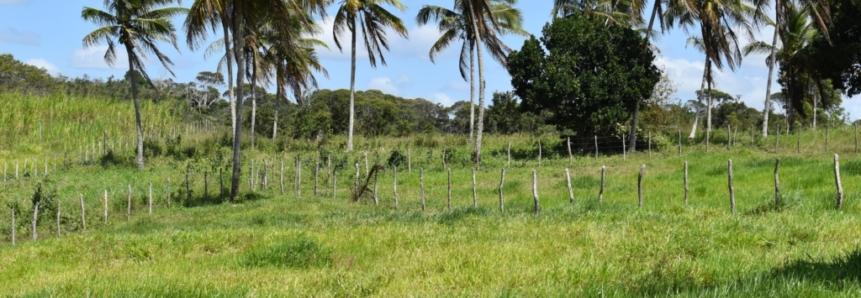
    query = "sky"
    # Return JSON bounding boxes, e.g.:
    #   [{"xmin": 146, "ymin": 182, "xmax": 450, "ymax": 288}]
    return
[{"xmin": 0, "ymin": 0, "xmax": 856, "ymax": 120}]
